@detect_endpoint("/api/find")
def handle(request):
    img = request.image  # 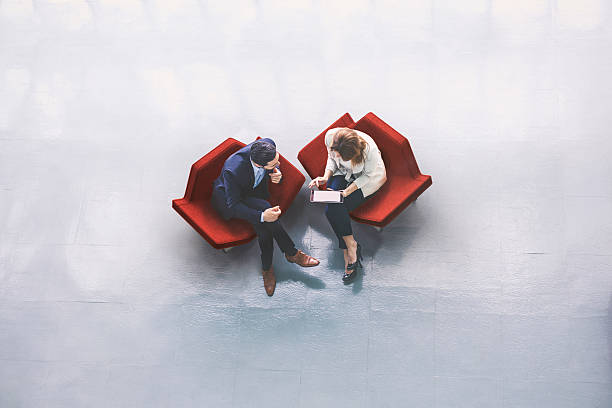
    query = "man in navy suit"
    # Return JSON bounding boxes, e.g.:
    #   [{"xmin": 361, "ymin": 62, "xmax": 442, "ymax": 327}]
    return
[{"xmin": 211, "ymin": 138, "xmax": 319, "ymax": 296}]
